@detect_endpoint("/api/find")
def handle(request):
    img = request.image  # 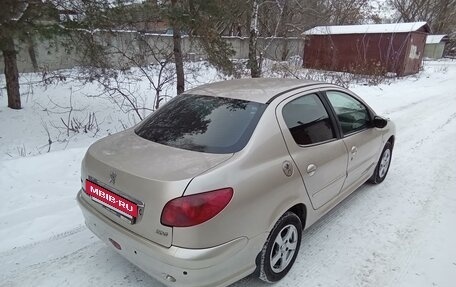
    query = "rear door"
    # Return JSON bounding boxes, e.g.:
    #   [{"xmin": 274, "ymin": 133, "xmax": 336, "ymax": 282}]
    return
[
  {"xmin": 325, "ymin": 90, "xmax": 382, "ymax": 191},
  {"xmin": 276, "ymin": 92, "xmax": 348, "ymax": 210}
]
